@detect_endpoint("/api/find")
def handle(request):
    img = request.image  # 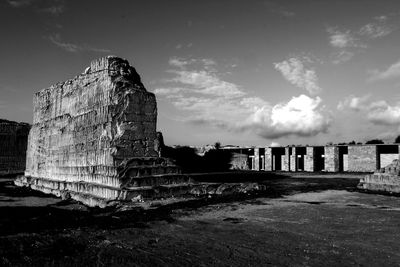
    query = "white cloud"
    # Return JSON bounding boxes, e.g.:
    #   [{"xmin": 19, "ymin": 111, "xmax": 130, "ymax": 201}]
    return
[
  {"xmin": 327, "ymin": 28, "xmax": 363, "ymax": 49},
  {"xmin": 369, "ymin": 59, "xmax": 400, "ymax": 81},
  {"xmin": 337, "ymin": 94, "xmax": 371, "ymax": 111},
  {"xmin": 359, "ymin": 16, "xmax": 394, "ymax": 39},
  {"xmin": 248, "ymin": 95, "xmax": 330, "ymax": 138},
  {"xmin": 367, "ymin": 100, "xmax": 400, "ymax": 125},
  {"xmin": 332, "ymin": 50, "xmax": 355, "ymax": 64},
  {"xmin": 153, "ymin": 87, "xmax": 183, "ymax": 96},
  {"xmin": 269, "ymin": 142, "xmax": 281, "ymax": 147},
  {"xmin": 48, "ymin": 34, "xmax": 110, "ymax": 53},
  {"xmin": 6, "ymin": 0, "xmax": 65, "ymax": 15},
  {"xmin": 327, "ymin": 15, "xmax": 395, "ymax": 64},
  {"xmin": 155, "ymin": 57, "xmax": 331, "ymax": 139},
  {"xmin": 274, "ymin": 57, "xmax": 321, "ymax": 95},
  {"xmin": 6, "ymin": 0, "xmax": 32, "ymax": 7},
  {"xmin": 263, "ymin": 1, "xmax": 295, "ymax": 17},
  {"xmin": 338, "ymin": 95, "xmax": 400, "ymax": 126}
]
